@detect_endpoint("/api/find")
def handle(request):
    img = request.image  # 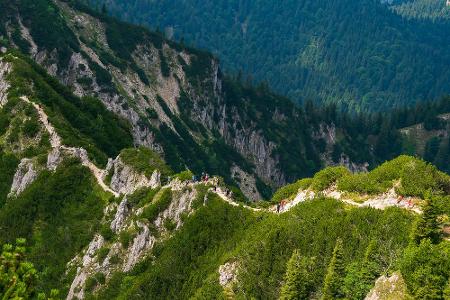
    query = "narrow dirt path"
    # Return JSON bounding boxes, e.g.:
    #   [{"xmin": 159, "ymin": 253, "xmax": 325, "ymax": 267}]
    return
[{"xmin": 21, "ymin": 96, "xmax": 119, "ymax": 197}]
